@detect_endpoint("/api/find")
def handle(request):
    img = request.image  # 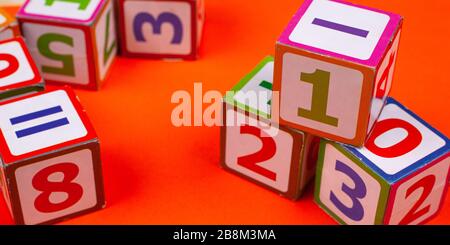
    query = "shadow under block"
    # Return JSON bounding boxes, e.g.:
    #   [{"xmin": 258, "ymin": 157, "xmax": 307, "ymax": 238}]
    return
[
  {"xmin": 315, "ymin": 97, "xmax": 450, "ymax": 225},
  {"xmin": 272, "ymin": 0, "xmax": 403, "ymax": 147},
  {"xmin": 0, "ymin": 87, "xmax": 105, "ymax": 224},
  {"xmin": 17, "ymin": 0, "xmax": 118, "ymax": 90},
  {"xmin": 220, "ymin": 56, "xmax": 320, "ymax": 200}
]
